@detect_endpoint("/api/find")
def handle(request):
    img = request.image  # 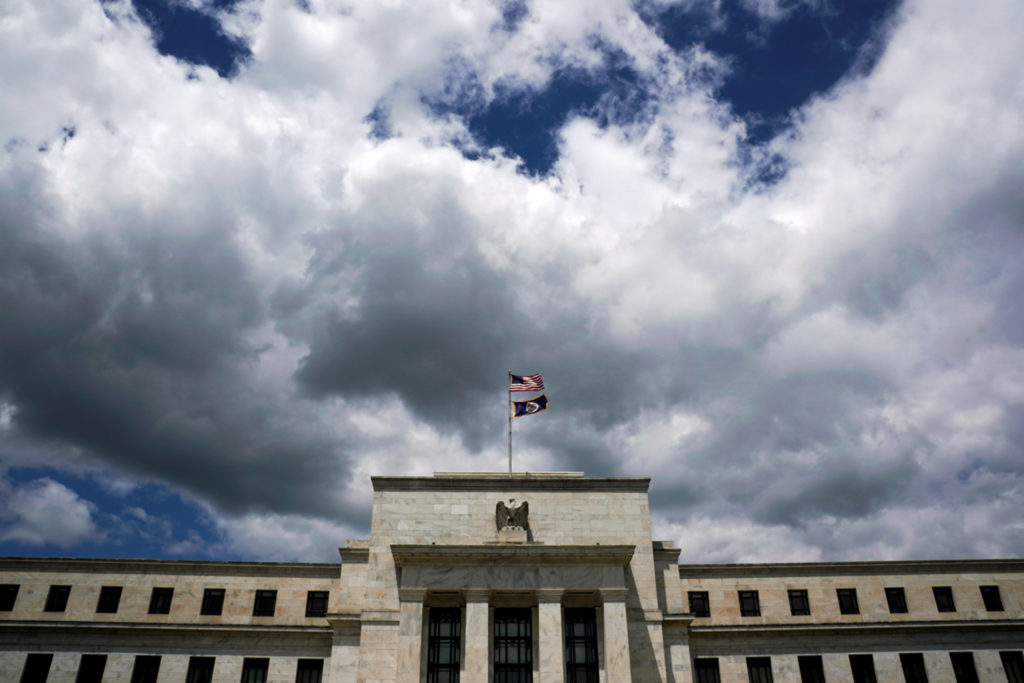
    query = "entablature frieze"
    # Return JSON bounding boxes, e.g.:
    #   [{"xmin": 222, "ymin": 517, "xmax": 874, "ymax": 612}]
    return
[{"xmin": 390, "ymin": 544, "xmax": 635, "ymax": 568}]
